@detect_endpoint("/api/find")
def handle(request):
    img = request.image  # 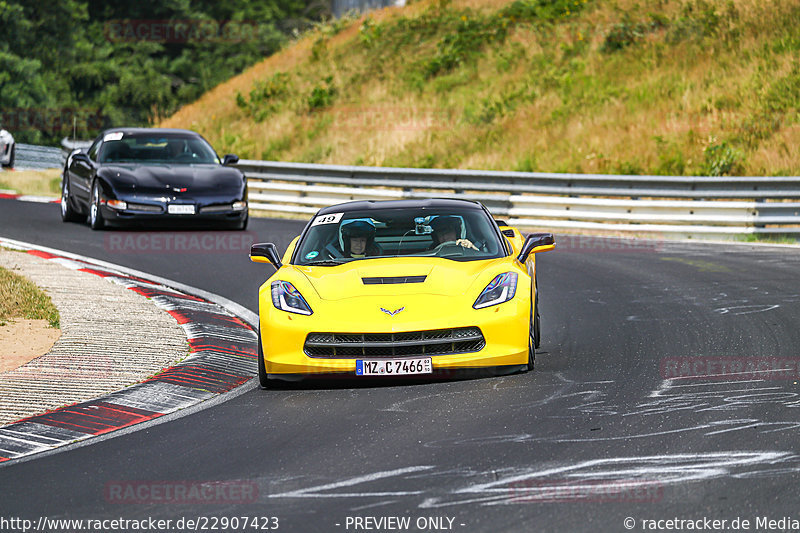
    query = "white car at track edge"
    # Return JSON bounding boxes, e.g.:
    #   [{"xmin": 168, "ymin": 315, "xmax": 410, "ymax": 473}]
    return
[{"xmin": 0, "ymin": 129, "xmax": 15, "ymax": 168}]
